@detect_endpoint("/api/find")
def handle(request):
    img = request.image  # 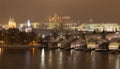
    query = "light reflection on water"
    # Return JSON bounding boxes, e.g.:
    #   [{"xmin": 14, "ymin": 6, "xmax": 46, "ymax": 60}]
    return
[
  {"xmin": 115, "ymin": 55, "xmax": 120, "ymax": 69},
  {"xmin": 48, "ymin": 50, "xmax": 52, "ymax": 64},
  {"xmin": 26, "ymin": 51, "xmax": 31, "ymax": 64},
  {"xmin": 108, "ymin": 54, "xmax": 120, "ymax": 69},
  {"xmin": 41, "ymin": 48, "xmax": 45, "ymax": 69},
  {"xmin": 0, "ymin": 48, "xmax": 2, "ymax": 55},
  {"xmin": 32, "ymin": 48, "xmax": 35, "ymax": 55},
  {"xmin": 91, "ymin": 51, "xmax": 96, "ymax": 69},
  {"xmin": 0, "ymin": 48, "xmax": 120, "ymax": 69},
  {"xmin": 59, "ymin": 50, "xmax": 63, "ymax": 64}
]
